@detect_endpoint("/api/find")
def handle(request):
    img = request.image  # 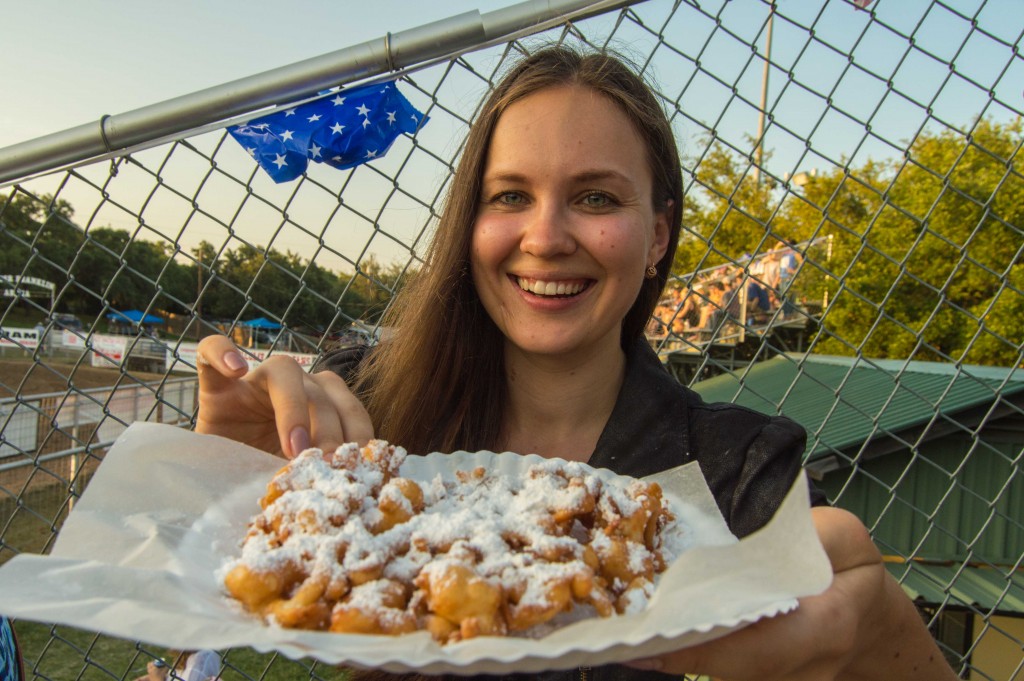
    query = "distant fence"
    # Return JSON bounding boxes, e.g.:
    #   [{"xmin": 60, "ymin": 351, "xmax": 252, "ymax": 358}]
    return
[
  {"xmin": 0, "ymin": 377, "xmax": 196, "ymax": 483},
  {"xmin": 0, "ymin": 0, "xmax": 1022, "ymax": 680}
]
